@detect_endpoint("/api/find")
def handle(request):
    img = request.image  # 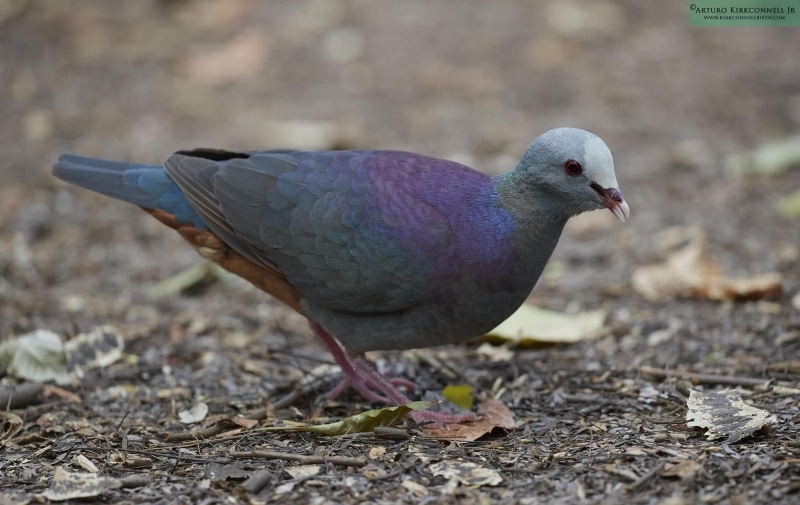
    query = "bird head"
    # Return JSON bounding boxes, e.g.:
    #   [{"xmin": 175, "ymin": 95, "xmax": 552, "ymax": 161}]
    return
[{"xmin": 516, "ymin": 128, "xmax": 630, "ymax": 223}]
